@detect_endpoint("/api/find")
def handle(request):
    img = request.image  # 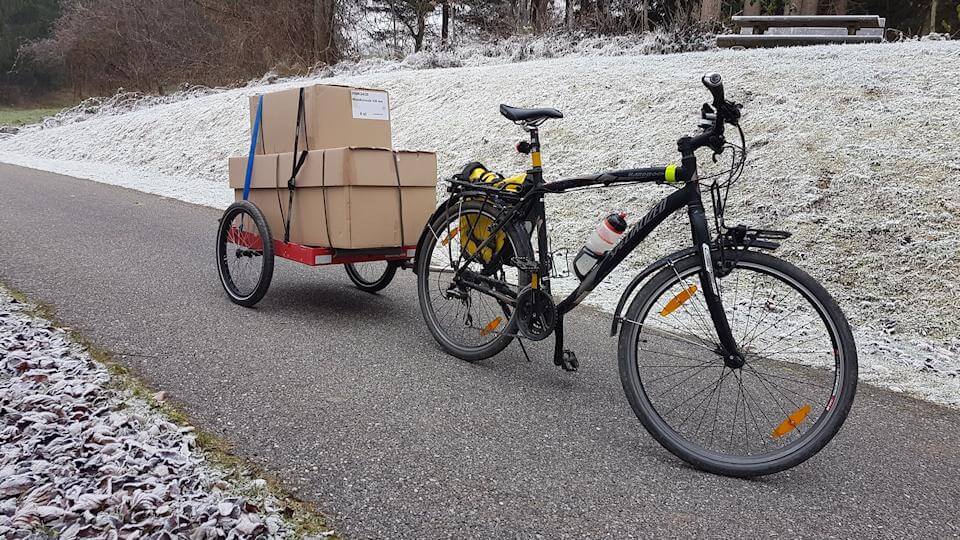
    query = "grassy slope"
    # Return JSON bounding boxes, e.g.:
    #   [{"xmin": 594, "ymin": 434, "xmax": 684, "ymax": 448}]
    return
[{"xmin": 0, "ymin": 106, "xmax": 65, "ymax": 126}]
